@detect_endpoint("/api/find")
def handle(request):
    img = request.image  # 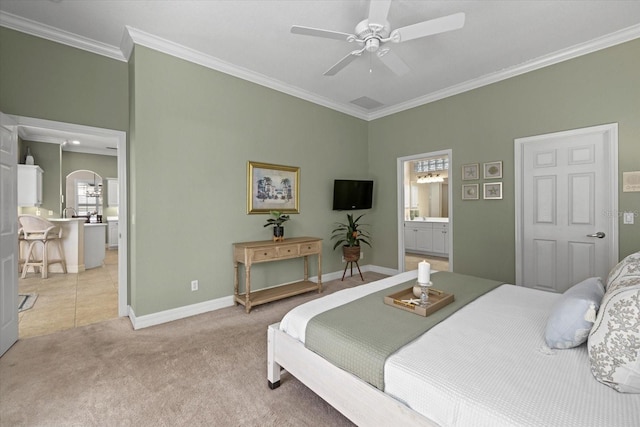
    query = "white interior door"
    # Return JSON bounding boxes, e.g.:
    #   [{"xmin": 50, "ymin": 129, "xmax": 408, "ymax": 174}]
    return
[
  {"xmin": 515, "ymin": 124, "xmax": 618, "ymax": 292},
  {"xmin": 0, "ymin": 112, "xmax": 19, "ymax": 356}
]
